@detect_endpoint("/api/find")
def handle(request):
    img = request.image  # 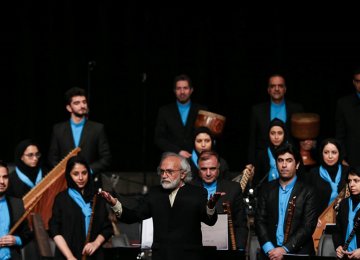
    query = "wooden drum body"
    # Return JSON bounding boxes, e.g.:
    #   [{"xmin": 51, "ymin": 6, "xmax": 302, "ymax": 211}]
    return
[{"xmin": 195, "ymin": 110, "xmax": 226, "ymax": 137}]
